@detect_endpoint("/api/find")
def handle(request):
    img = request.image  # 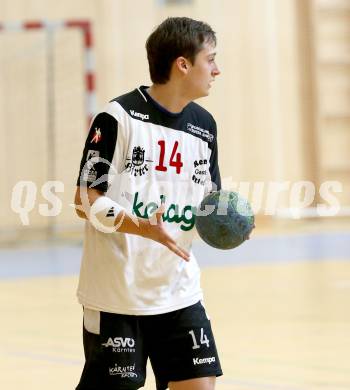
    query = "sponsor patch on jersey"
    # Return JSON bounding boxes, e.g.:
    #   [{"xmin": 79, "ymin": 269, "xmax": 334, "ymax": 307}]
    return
[
  {"xmin": 83, "ymin": 167, "xmax": 97, "ymax": 182},
  {"xmin": 86, "ymin": 150, "xmax": 100, "ymax": 171},
  {"xmin": 109, "ymin": 363, "xmax": 138, "ymax": 377},
  {"xmin": 192, "ymin": 159, "xmax": 208, "ymax": 186},
  {"xmin": 90, "ymin": 127, "xmax": 102, "ymax": 143},
  {"xmin": 102, "ymin": 336, "xmax": 136, "ymax": 353},
  {"xmin": 132, "ymin": 192, "xmax": 196, "ymax": 231},
  {"xmin": 124, "ymin": 146, "xmax": 153, "ymax": 177},
  {"xmin": 187, "ymin": 123, "xmax": 214, "ymax": 143},
  {"xmin": 86, "ymin": 150, "xmax": 100, "ymax": 160}
]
